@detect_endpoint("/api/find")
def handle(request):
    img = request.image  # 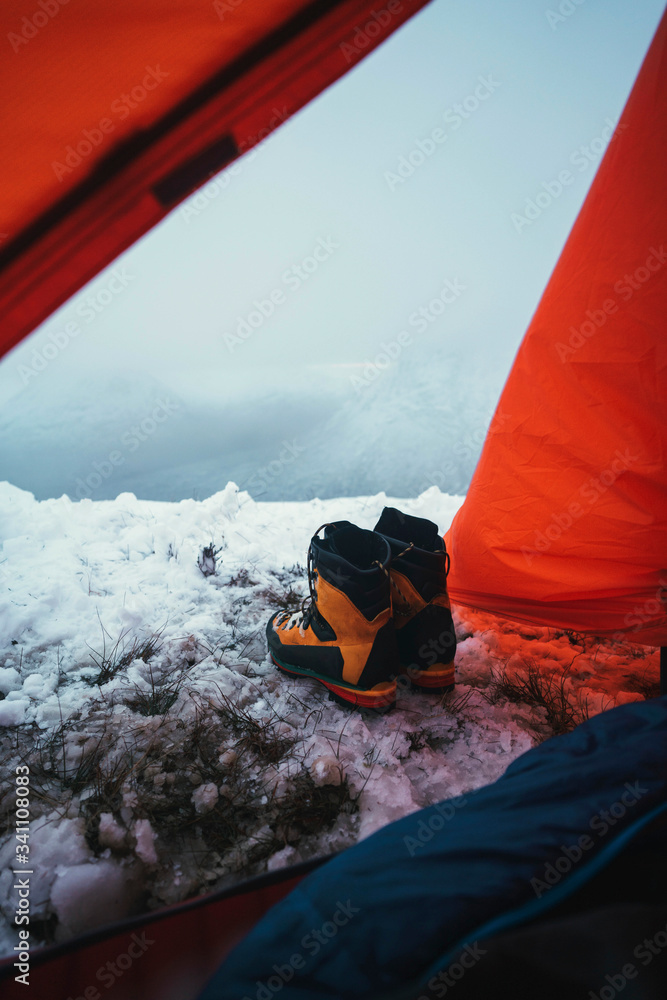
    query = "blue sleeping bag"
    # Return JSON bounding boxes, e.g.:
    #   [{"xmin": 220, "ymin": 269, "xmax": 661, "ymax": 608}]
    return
[{"xmin": 199, "ymin": 696, "xmax": 667, "ymax": 999}]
